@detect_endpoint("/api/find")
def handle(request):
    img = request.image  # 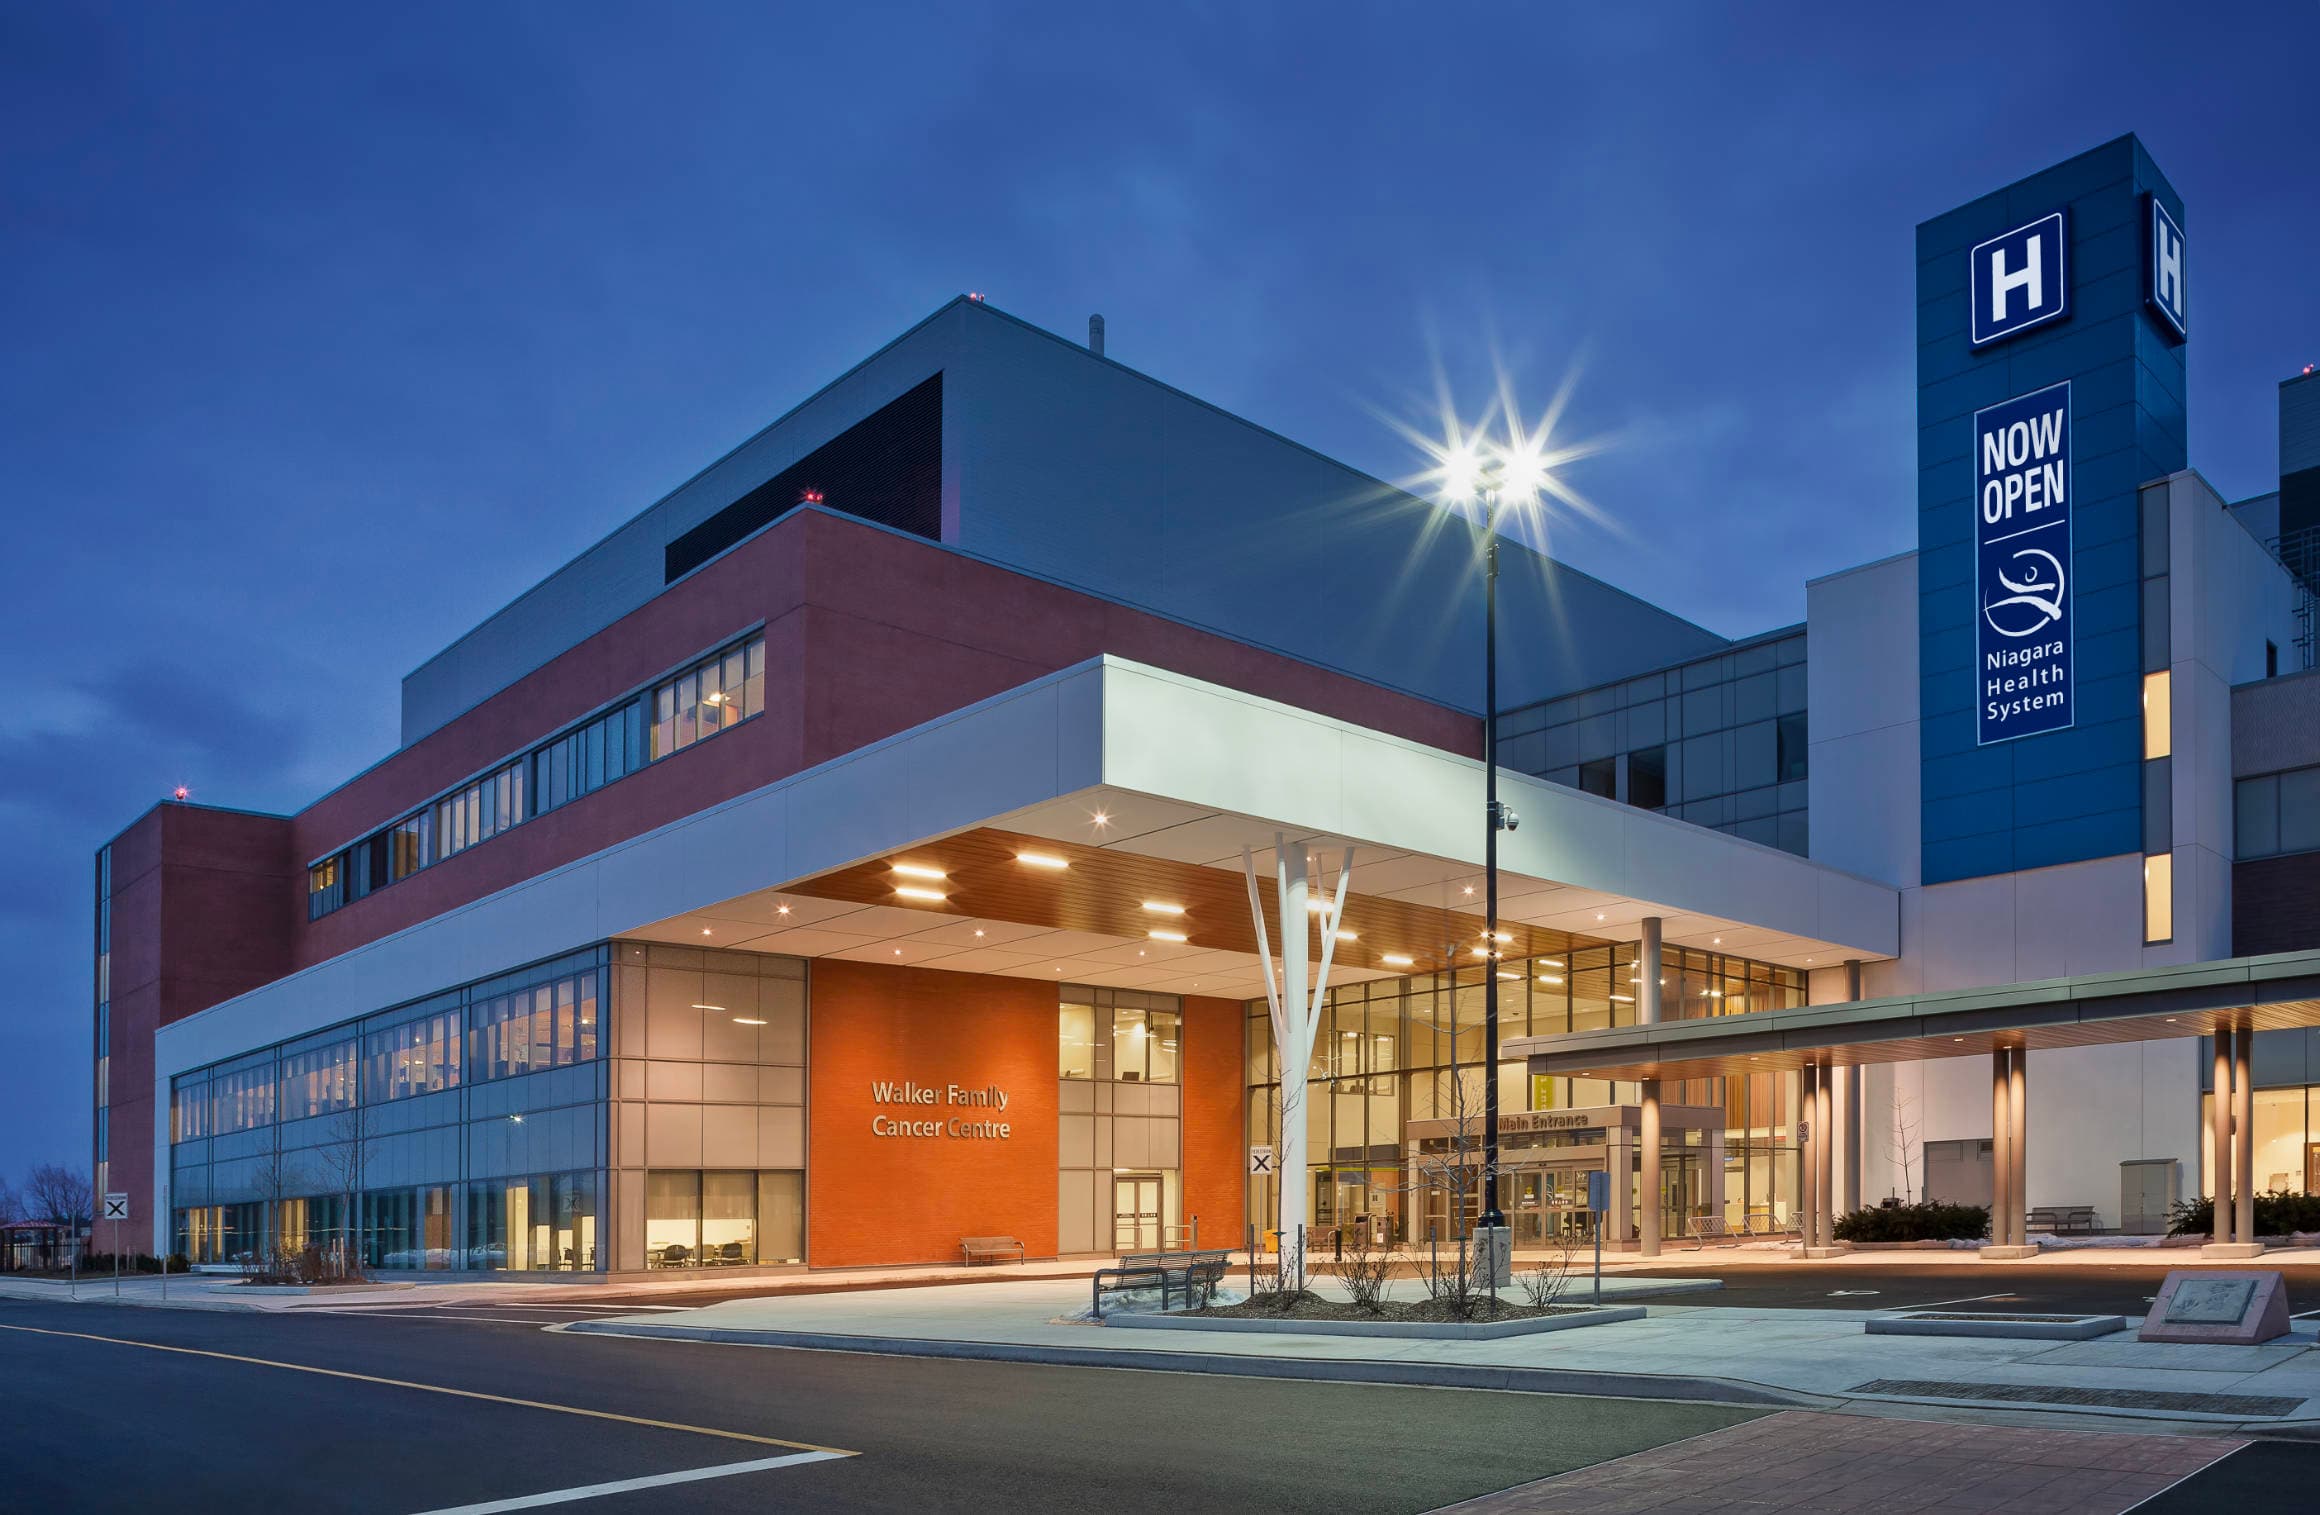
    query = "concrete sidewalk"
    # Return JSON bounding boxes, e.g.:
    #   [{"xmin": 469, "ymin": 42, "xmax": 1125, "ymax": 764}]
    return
[{"xmin": 560, "ymin": 1272, "xmax": 2320, "ymax": 1434}]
